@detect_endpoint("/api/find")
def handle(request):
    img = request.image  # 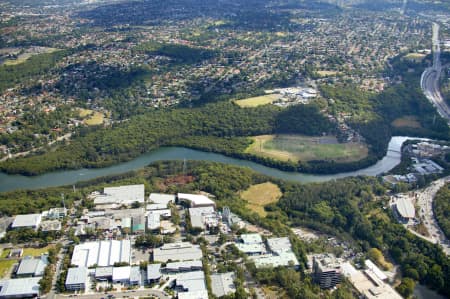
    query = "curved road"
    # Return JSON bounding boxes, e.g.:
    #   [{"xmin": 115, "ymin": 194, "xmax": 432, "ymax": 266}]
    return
[
  {"xmin": 420, "ymin": 23, "xmax": 450, "ymax": 123},
  {"xmin": 413, "ymin": 177, "xmax": 450, "ymax": 255}
]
